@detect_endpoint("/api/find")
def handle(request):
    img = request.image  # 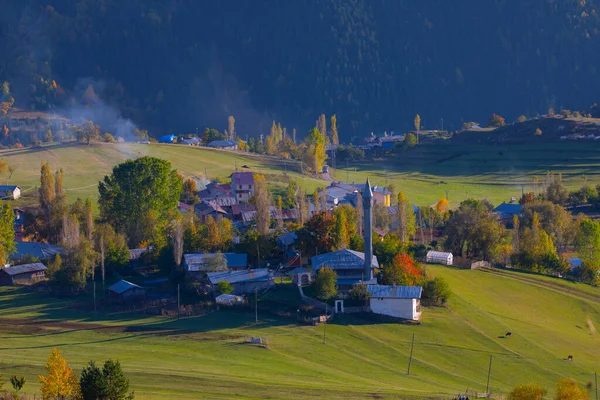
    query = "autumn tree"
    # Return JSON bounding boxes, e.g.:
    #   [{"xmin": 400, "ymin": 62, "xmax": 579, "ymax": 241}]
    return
[
  {"xmin": 487, "ymin": 113, "xmax": 506, "ymax": 127},
  {"xmin": 304, "ymin": 127, "xmax": 327, "ymax": 173},
  {"xmin": 297, "ymin": 212, "xmax": 336, "ymax": 256},
  {"xmin": 373, "ymin": 233, "xmax": 404, "ymax": 267},
  {"xmin": 436, "ymin": 197, "xmax": 449, "ymax": 214},
  {"xmin": 381, "ymin": 253, "xmax": 424, "ymax": 286},
  {"xmin": 313, "ymin": 189, "xmax": 320, "ymax": 212},
  {"xmin": 520, "ymin": 201, "xmax": 574, "ymax": 253},
  {"xmin": 40, "ymin": 162, "xmax": 56, "ymax": 234},
  {"xmin": 39, "ymin": 348, "xmax": 79, "ymax": 400},
  {"xmin": 404, "ymin": 133, "xmax": 417, "ymax": 148},
  {"xmin": 181, "ymin": 178, "xmax": 199, "ymax": 205},
  {"xmin": 333, "ymin": 207, "xmax": 349, "ymax": 250},
  {"xmin": 414, "ymin": 114, "xmax": 421, "ymax": 144},
  {"xmin": 172, "ymin": 219, "xmax": 184, "ymax": 269},
  {"xmin": 507, "ymin": 383, "xmax": 546, "ymax": 400},
  {"xmin": 330, "ymin": 114, "xmax": 339, "ymax": 145},
  {"xmin": 227, "ymin": 115, "xmax": 235, "ymax": 139},
  {"xmin": 315, "ymin": 266, "xmax": 337, "ymax": 300},
  {"xmin": 76, "ymin": 120, "xmax": 100, "ymax": 145},
  {"xmin": 554, "ymin": 378, "xmax": 587, "ymax": 400},
  {"xmin": 253, "ymin": 174, "xmax": 271, "ymax": 236}
]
